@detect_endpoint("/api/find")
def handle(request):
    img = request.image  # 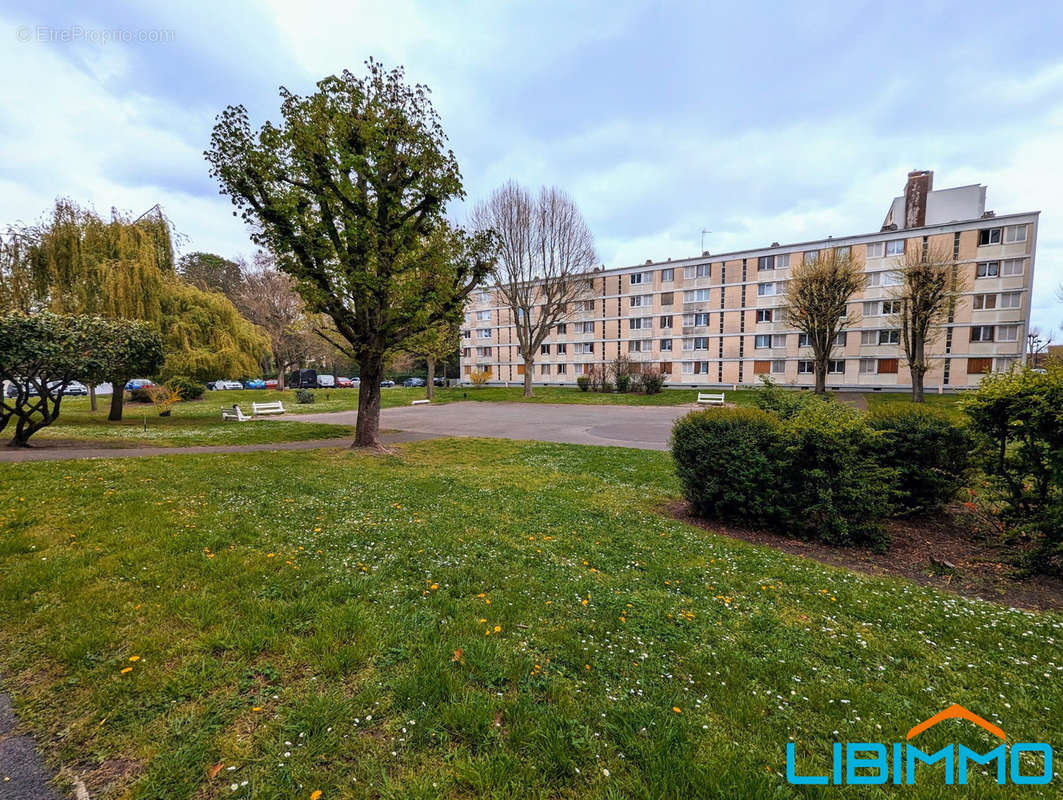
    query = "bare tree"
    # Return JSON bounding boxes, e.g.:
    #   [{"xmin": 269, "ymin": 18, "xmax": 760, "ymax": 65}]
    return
[
  {"xmin": 891, "ymin": 241, "xmax": 965, "ymax": 402},
  {"xmin": 236, "ymin": 251, "xmax": 316, "ymax": 390},
  {"xmin": 784, "ymin": 249, "xmax": 865, "ymax": 394},
  {"xmin": 472, "ymin": 182, "xmax": 596, "ymax": 397},
  {"xmin": 1026, "ymin": 326, "xmax": 1055, "ymax": 367}
]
